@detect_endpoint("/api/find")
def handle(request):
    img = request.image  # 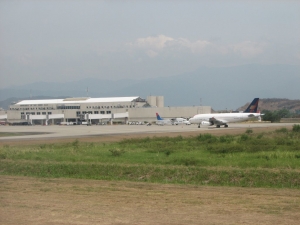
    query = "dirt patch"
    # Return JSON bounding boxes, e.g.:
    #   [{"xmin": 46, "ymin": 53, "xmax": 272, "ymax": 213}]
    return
[{"xmin": 0, "ymin": 176, "xmax": 299, "ymax": 225}]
